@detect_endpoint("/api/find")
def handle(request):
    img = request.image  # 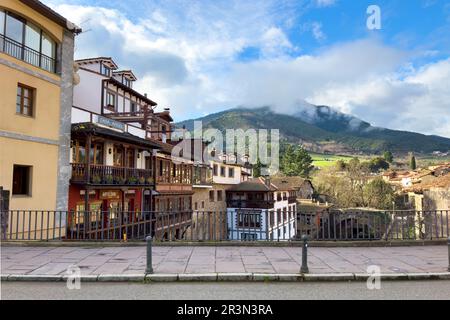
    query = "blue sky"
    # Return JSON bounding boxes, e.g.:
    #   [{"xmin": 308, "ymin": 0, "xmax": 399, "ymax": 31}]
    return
[{"xmin": 46, "ymin": 0, "xmax": 450, "ymax": 137}]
